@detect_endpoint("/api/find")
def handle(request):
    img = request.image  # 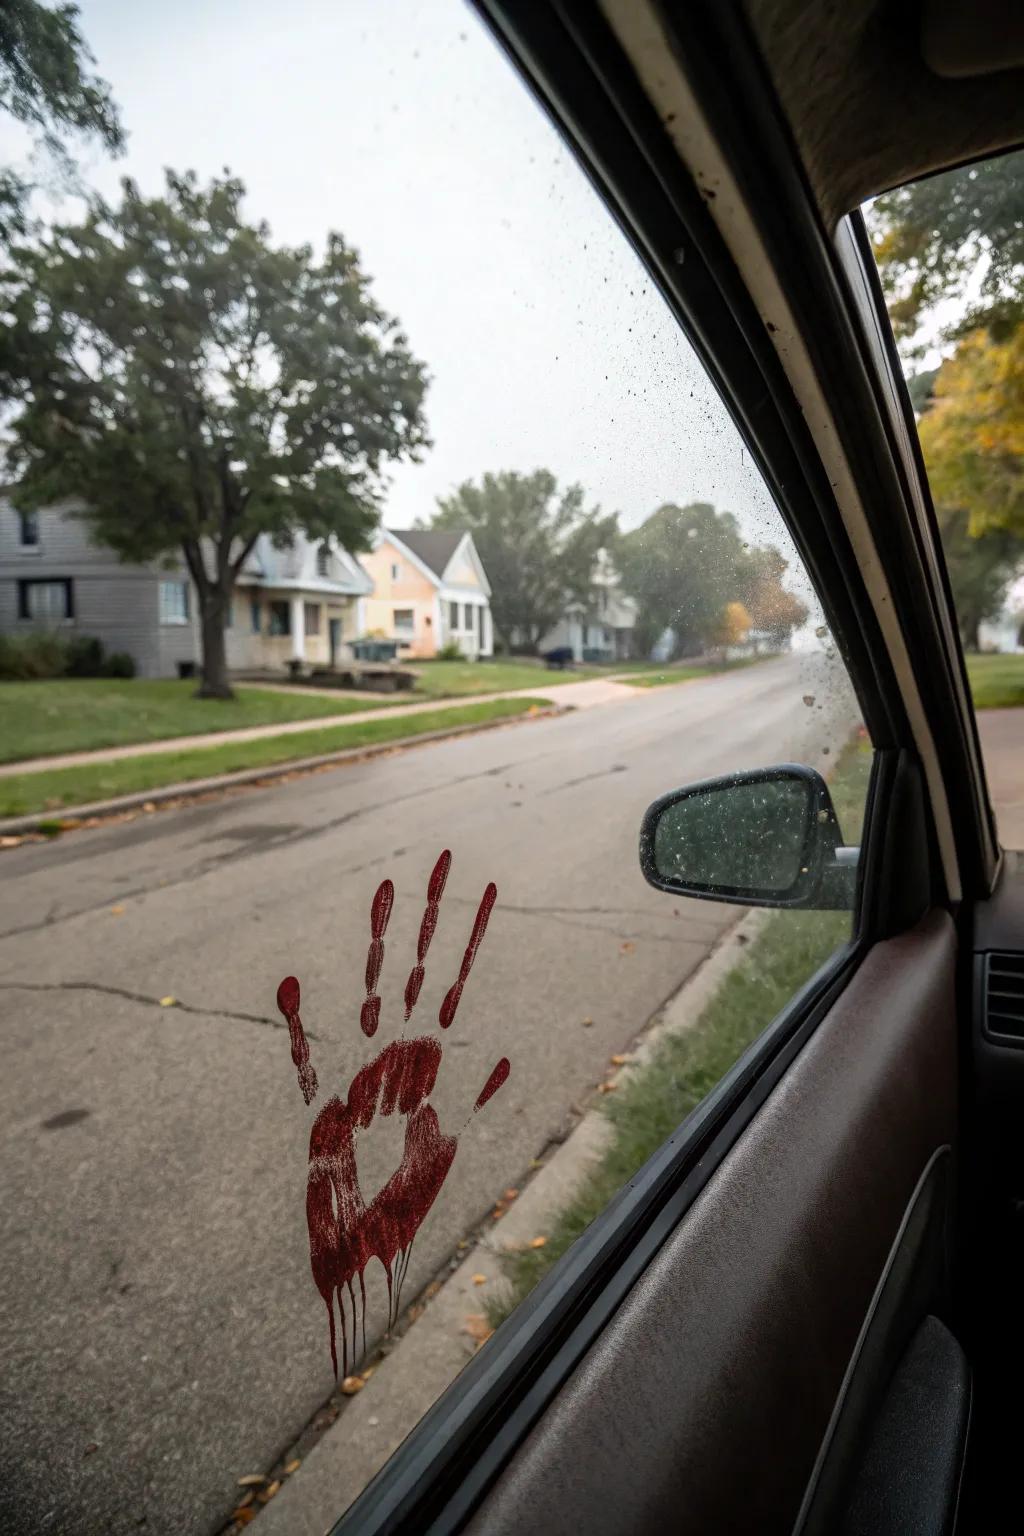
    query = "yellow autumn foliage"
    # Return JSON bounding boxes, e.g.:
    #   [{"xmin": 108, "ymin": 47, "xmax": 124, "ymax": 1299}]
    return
[{"xmin": 918, "ymin": 327, "xmax": 1024, "ymax": 538}]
